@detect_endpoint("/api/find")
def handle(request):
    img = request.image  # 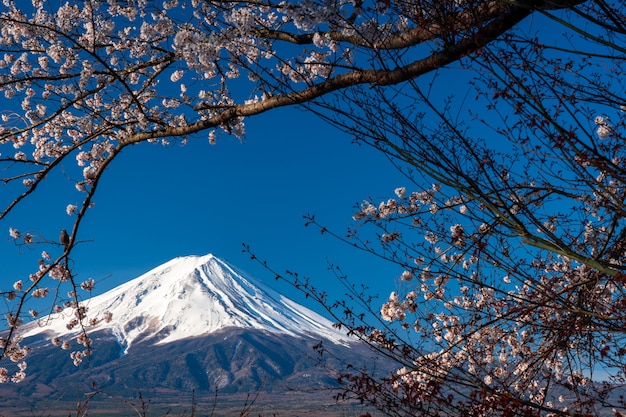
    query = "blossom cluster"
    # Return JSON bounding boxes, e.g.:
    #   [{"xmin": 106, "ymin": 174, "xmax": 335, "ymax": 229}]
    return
[
  {"xmin": 0, "ymin": 336, "xmax": 28, "ymax": 383},
  {"xmin": 347, "ymin": 169, "xmax": 626, "ymax": 414},
  {"xmin": 1, "ymin": 243, "xmax": 115, "ymax": 377},
  {"xmin": 353, "ymin": 184, "xmax": 442, "ymax": 221},
  {"xmin": 594, "ymin": 115, "xmax": 612, "ymax": 139},
  {"xmin": 44, "ymin": 304, "xmax": 113, "ymax": 368}
]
